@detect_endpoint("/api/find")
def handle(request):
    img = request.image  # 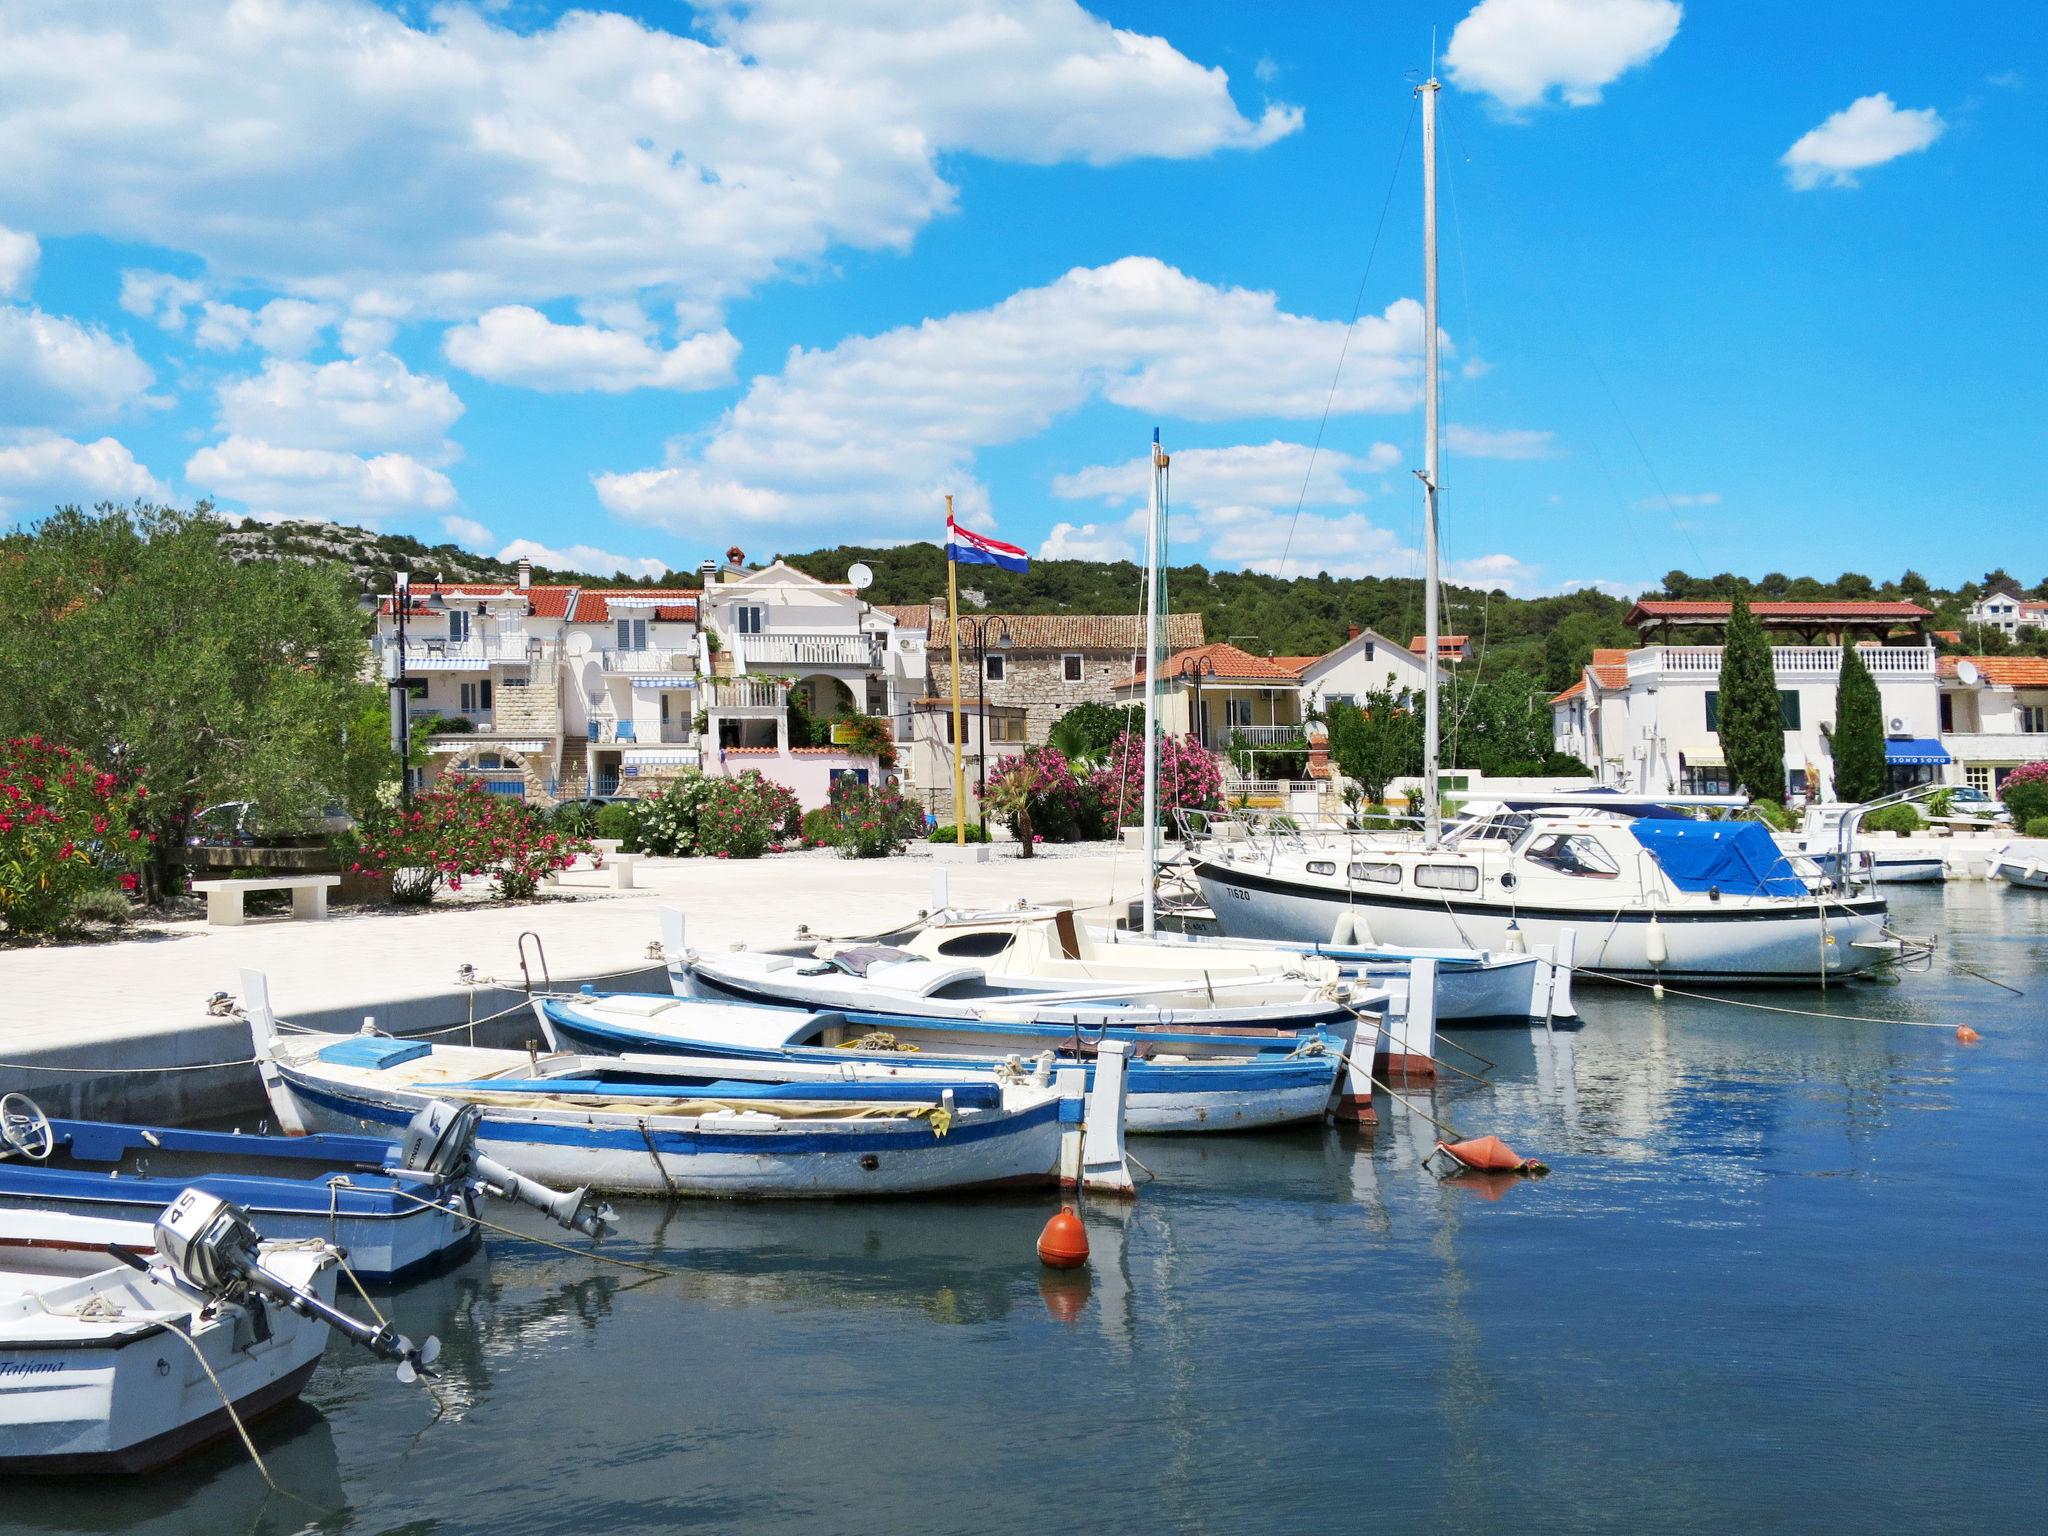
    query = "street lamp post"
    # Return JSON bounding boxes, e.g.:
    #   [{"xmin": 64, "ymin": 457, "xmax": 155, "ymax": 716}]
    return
[
  {"xmin": 358, "ymin": 571, "xmax": 446, "ymax": 809},
  {"xmin": 957, "ymin": 616, "xmax": 1012, "ymax": 835}
]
